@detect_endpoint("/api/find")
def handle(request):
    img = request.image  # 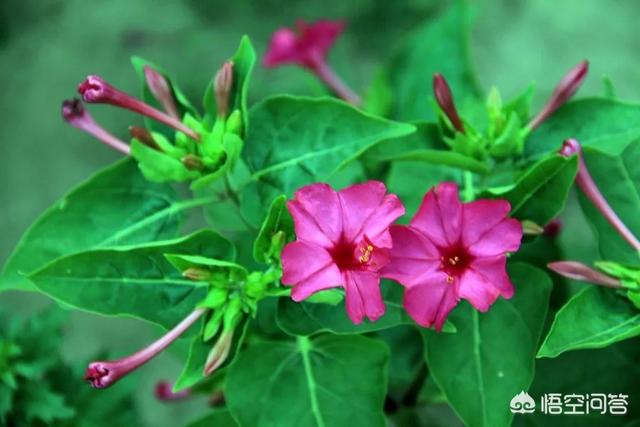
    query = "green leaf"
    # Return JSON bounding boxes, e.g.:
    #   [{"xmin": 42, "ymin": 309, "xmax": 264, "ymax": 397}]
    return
[
  {"xmin": 579, "ymin": 143, "xmax": 640, "ymax": 265},
  {"xmin": 253, "ymin": 194, "xmax": 294, "ymax": 264},
  {"xmin": 525, "ymin": 98, "xmax": 640, "ymax": 159},
  {"xmin": 423, "ymin": 263, "xmax": 552, "ymax": 427},
  {"xmin": 496, "ymin": 154, "xmax": 578, "ymax": 225},
  {"xmin": 29, "ymin": 230, "xmax": 234, "ymax": 330},
  {"xmin": 242, "ymin": 95, "xmax": 415, "ymax": 216},
  {"xmin": 203, "ymin": 35, "xmax": 256, "ymax": 132},
  {"xmin": 382, "ymin": 149, "xmax": 490, "ymax": 174},
  {"xmin": 277, "ymin": 281, "xmax": 454, "ymax": 336},
  {"xmin": 226, "ymin": 335, "xmax": 389, "ymax": 427},
  {"xmin": 185, "ymin": 409, "xmax": 239, "ymax": 427},
  {"xmin": 1, "ymin": 159, "xmax": 183, "ymax": 292},
  {"xmin": 524, "ymin": 338, "xmax": 640, "ymax": 427},
  {"xmin": 388, "ymin": 0, "xmax": 482, "ymax": 121},
  {"xmin": 538, "ymin": 286, "xmax": 640, "ymax": 358}
]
